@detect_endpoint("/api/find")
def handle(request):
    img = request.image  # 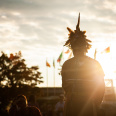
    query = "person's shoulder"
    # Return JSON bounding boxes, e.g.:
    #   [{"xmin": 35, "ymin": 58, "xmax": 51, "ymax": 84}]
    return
[
  {"xmin": 85, "ymin": 56, "xmax": 104, "ymax": 73},
  {"xmin": 55, "ymin": 101, "xmax": 60, "ymax": 106},
  {"xmin": 85, "ymin": 56, "xmax": 99, "ymax": 64},
  {"xmin": 62, "ymin": 57, "xmax": 74, "ymax": 66},
  {"xmin": 62, "ymin": 57, "xmax": 75, "ymax": 70}
]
